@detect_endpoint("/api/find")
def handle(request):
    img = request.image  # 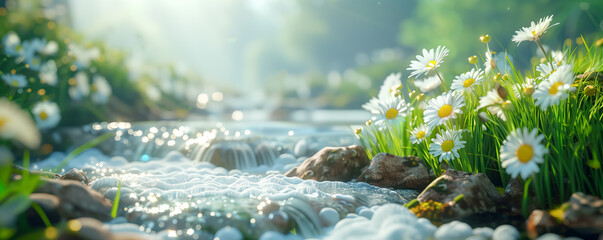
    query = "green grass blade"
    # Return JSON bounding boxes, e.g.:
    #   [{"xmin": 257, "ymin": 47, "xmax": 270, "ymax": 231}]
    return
[
  {"xmin": 53, "ymin": 132, "xmax": 114, "ymax": 173},
  {"xmin": 111, "ymin": 180, "xmax": 122, "ymax": 218},
  {"xmin": 30, "ymin": 202, "xmax": 52, "ymax": 227}
]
